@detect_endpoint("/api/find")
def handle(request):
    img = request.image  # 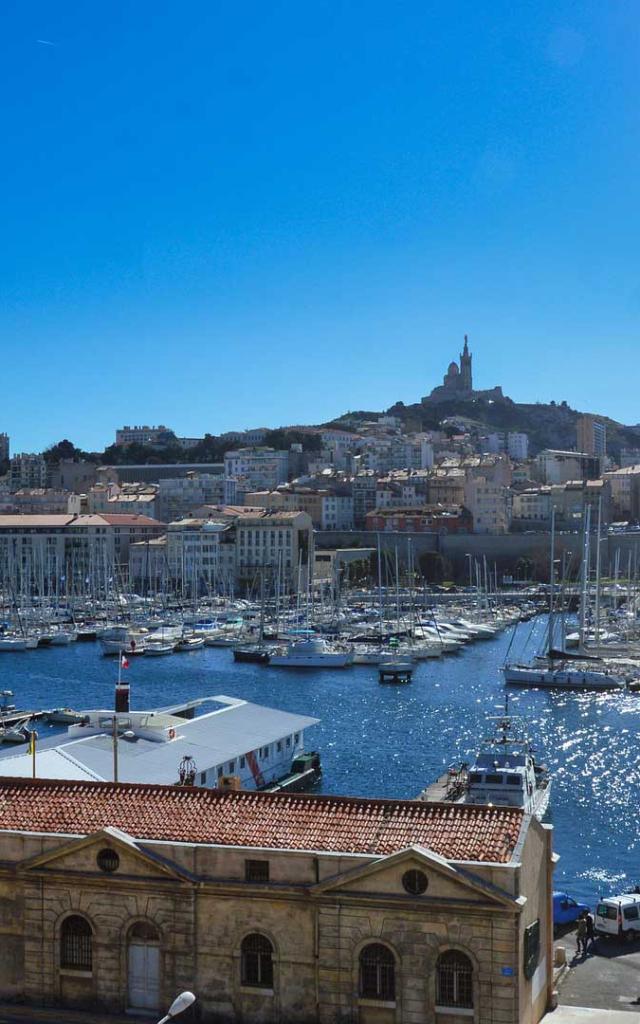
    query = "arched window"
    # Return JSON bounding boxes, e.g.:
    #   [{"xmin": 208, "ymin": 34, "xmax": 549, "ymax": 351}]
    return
[
  {"xmin": 128, "ymin": 921, "xmax": 160, "ymax": 943},
  {"xmin": 436, "ymin": 950, "xmax": 473, "ymax": 1009},
  {"xmin": 359, "ymin": 943, "xmax": 395, "ymax": 1001},
  {"xmin": 241, "ymin": 933, "xmax": 274, "ymax": 989},
  {"xmin": 60, "ymin": 915, "xmax": 93, "ymax": 971}
]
